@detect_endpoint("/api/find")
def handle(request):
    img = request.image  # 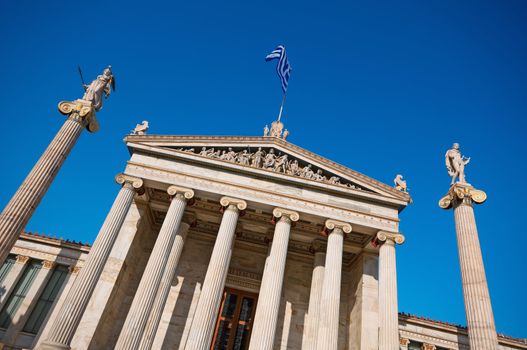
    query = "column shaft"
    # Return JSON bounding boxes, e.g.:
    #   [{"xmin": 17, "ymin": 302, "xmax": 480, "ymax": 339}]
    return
[
  {"xmin": 184, "ymin": 201, "xmax": 243, "ymax": 350},
  {"xmin": 454, "ymin": 203, "xmax": 498, "ymax": 349},
  {"xmin": 249, "ymin": 213, "xmax": 294, "ymax": 350},
  {"xmin": 316, "ymin": 228, "xmax": 344, "ymax": 350},
  {"xmin": 138, "ymin": 222, "xmax": 190, "ymax": 350},
  {"xmin": 378, "ymin": 239, "xmax": 399, "ymax": 349},
  {"xmin": 303, "ymin": 251, "xmax": 325, "ymax": 350},
  {"xmin": 116, "ymin": 193, "xmax": 189, "ymax": 350},
  {"xmin": 39, "ymin": 177, "xmax": 140, "ymax": 350},
  {"xmin": 0, "ymin": 116, "xmax": 85, "ymax": 264}
]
